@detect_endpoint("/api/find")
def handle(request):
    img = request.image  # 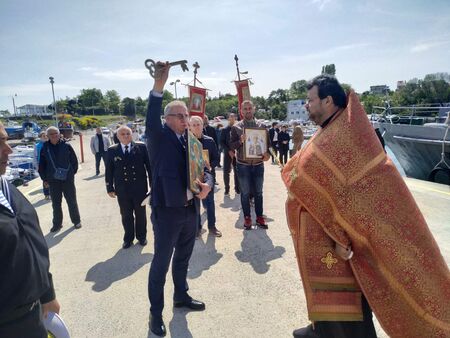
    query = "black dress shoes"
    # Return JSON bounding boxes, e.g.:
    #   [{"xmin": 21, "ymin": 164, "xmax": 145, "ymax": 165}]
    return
[
  {"xmin": 150, "ymin": 315, "xmax": 166, "ymax": 337},
  {"xmin": 293, "ymin": 324, "xmax": 320, "ymax": 338},
  {"xmin": 122, "ymin": 241, "xmax": 132, "ymax": 249},
  {"xmin": 138, "ymin": 239, "xmax": 148, "ymax": 246},
  {"xmin": 174, "ymin": 298, "xmax": 205, "ymax": 311}
]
